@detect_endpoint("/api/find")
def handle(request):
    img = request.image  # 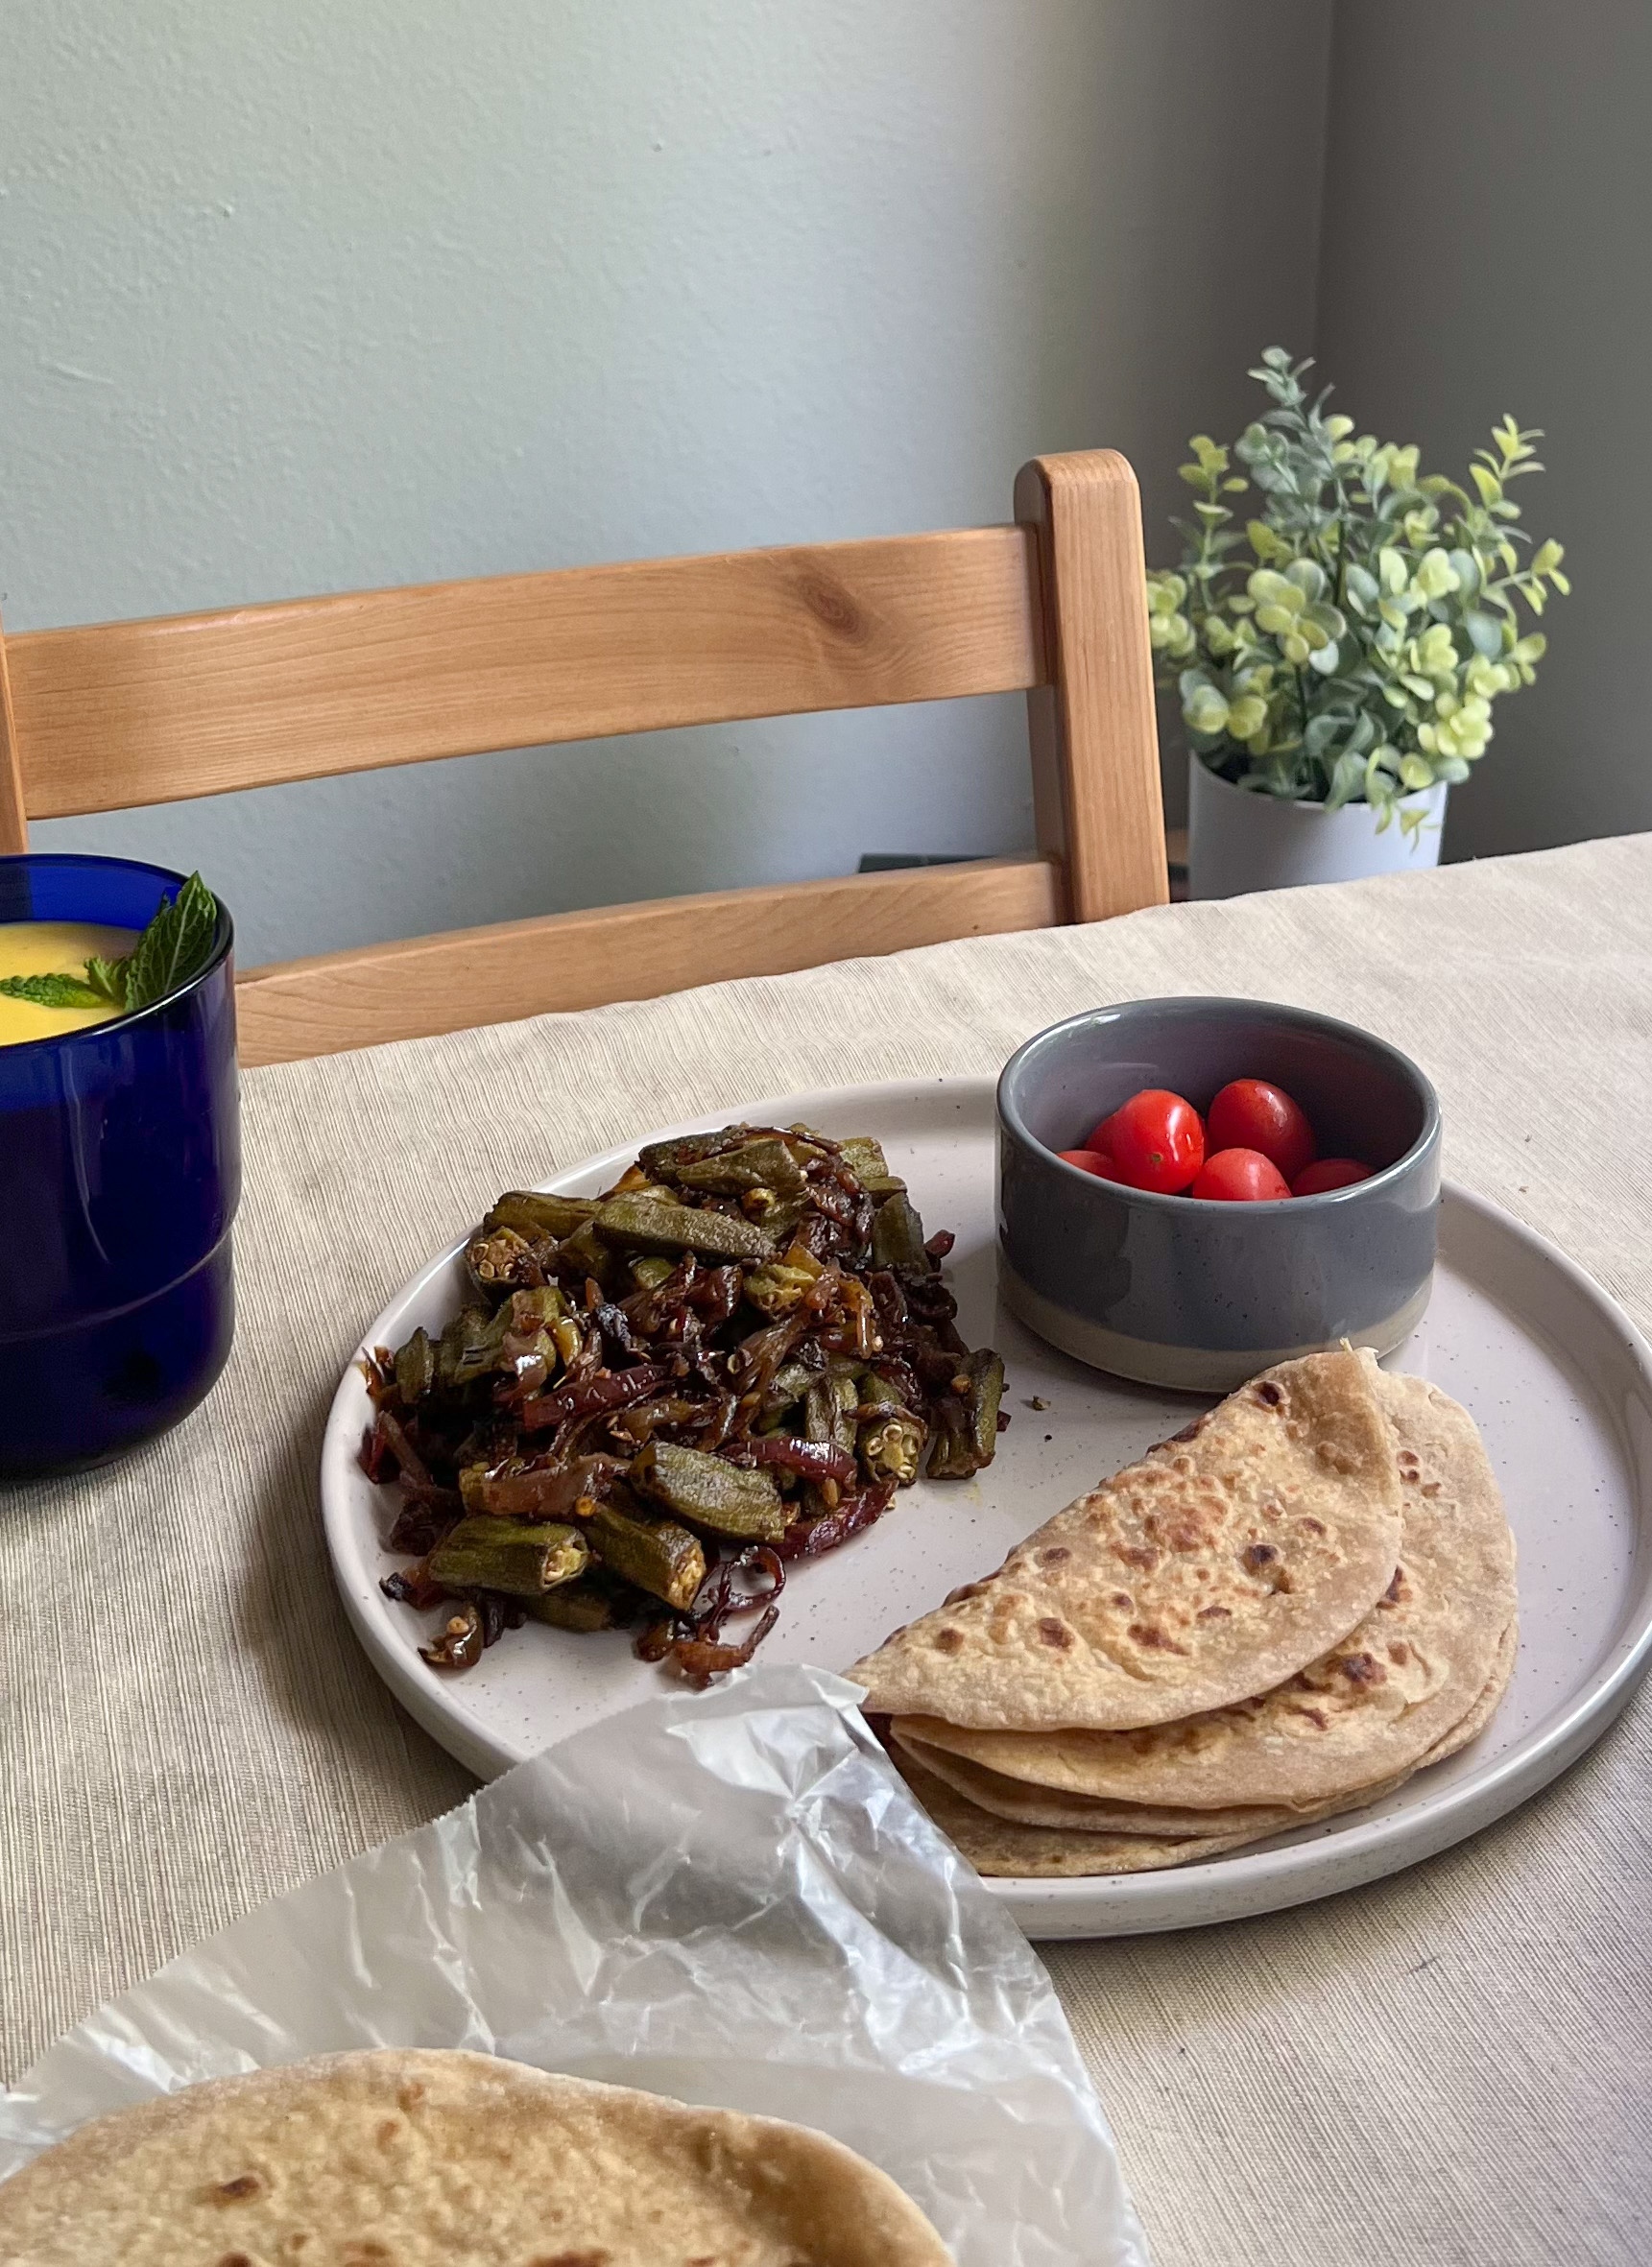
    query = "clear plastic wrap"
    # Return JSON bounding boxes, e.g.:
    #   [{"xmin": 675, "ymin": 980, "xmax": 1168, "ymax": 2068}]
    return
[{"xmin": 0, "ymin": 1663, "xmax": 1148, "ymax": 2264}]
